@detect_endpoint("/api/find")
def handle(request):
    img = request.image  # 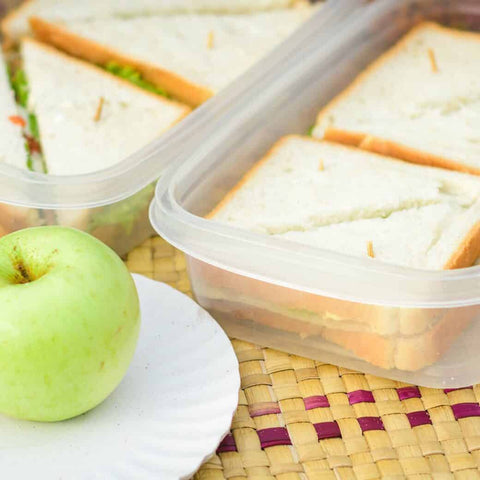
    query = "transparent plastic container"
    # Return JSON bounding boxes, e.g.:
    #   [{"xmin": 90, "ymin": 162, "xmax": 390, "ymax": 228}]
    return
[
  {"xmin": 151, "ymin": 0, "xmax": 480, "ymax": 388},
  {"xmin": 0, "ymin": 0, "xmax": 328, "ymax": 256},
  {"xmin": 0, "ymin": 119, "xmax": 202, "ymax": 257}
]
